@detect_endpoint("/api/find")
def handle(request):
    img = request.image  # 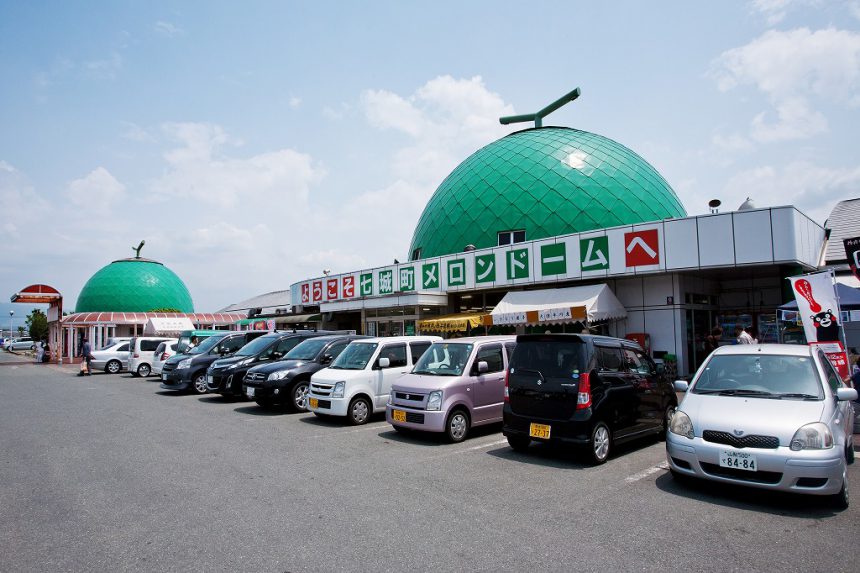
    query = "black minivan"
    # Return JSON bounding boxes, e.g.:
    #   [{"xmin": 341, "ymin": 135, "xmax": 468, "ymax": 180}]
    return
[{"xmin": 502, "ymin": 334, "xmax": 677, "ymax": 464}]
